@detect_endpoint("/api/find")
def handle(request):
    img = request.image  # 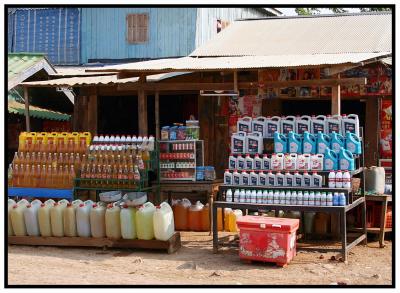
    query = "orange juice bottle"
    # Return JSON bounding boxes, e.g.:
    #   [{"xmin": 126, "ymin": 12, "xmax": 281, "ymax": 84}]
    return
[
  {"xmin": 31, "ymin": 152, "xmax": 36, "ymax": 165},
  {"xmin": 63, "ymin": 165, "xmax": 70, "ymax": 188},
  {"xmin": 74, "ymin": 153, "xmax": 81, "ymax": 171},
  {"xmin": 30, "ymin": 165, "xmax": 37, "ymax": 187},
  {"xmin": 45, "ymin": 165, "xmax": 52, "ymax": 188},
  {"xmin": 68, "ymin": 165, "xmax": 75, "ymax": 189},
  {"xmin": 25, "ymin": 152, "xmax": 31, "ymax": 165},
  {"xmin": 40, "ymin": 165, "xmax": 47, "ymax": 188},
  {"xmin": 36, "ymin": 164, "xmax": 42, "ymax": 188},
  {"xmin": 24, "ymin": 164, "xmax": 32, "ymax": 187},
  {"xmin": 90, "ymin": 164, "xmax": 97, "ymax": 187},
  {"xmin": 51, "ymin": 166, "xmax": 58, "ymax": 188},
  {"xmin": 12, "ymin": 164, "xmax": 19, "ymax": 187}
]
